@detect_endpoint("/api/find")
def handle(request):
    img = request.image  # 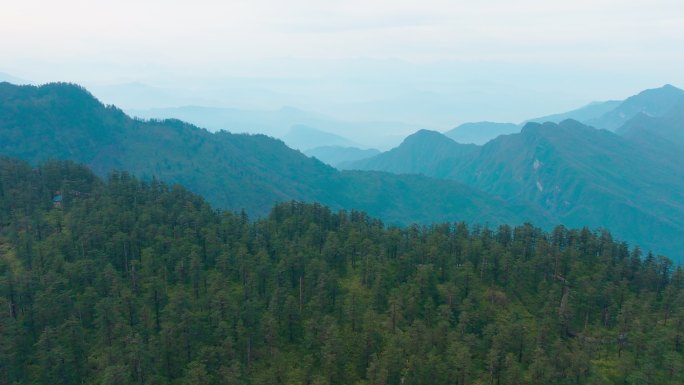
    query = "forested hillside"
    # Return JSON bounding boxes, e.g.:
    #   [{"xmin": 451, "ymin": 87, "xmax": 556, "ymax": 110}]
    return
[
  {"xmin": 346, "ymin": 129, "xmax": 477, "ymax": 175},
  {"xmin": 1, "ymin": 158, "xmax": 682, "ymax": 385},
  {"xmin": 0, "ymin": 81, "xmax": 533, "ymax": 227},
  {"xmin": 345, "ymin": 120, "xmax": 684, "ymax": 262}
]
